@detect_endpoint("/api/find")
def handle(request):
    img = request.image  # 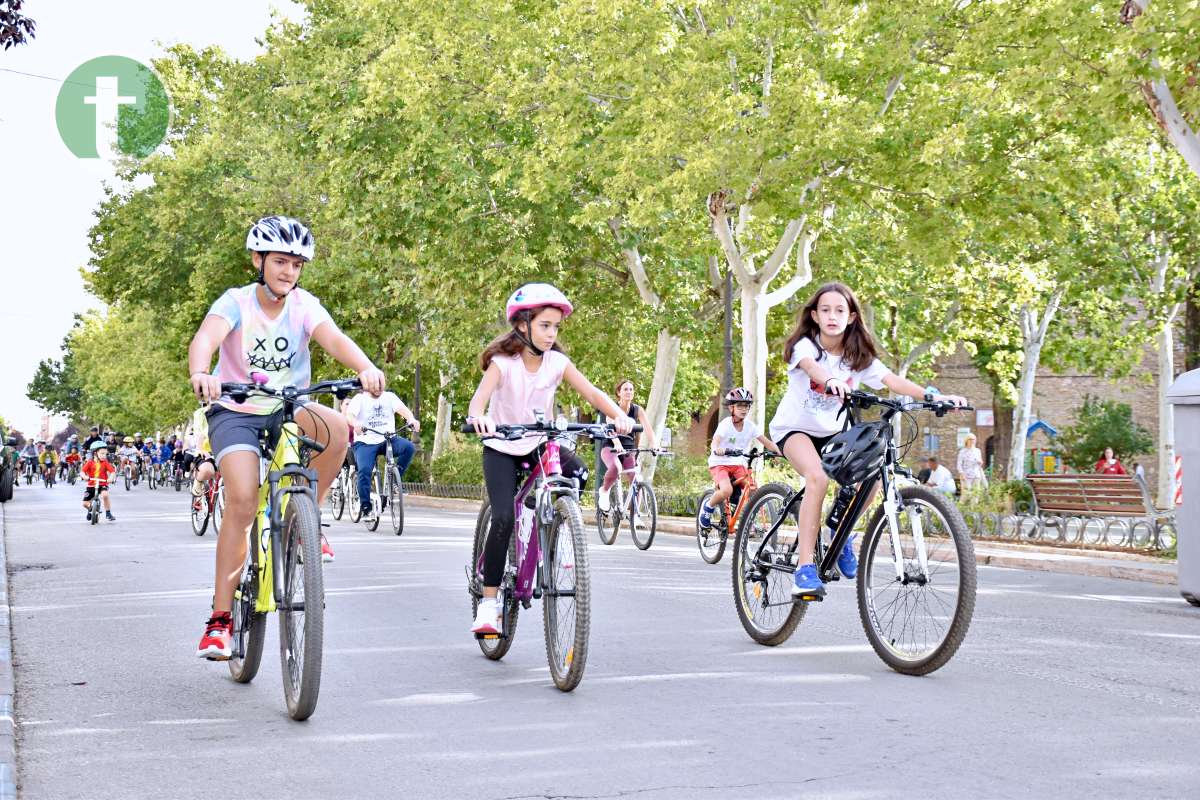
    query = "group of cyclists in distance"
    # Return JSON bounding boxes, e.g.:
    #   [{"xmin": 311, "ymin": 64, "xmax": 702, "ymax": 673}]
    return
[{"xmin": 29, "ymin": 213, "xmax": 973, "ymax": 691}]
